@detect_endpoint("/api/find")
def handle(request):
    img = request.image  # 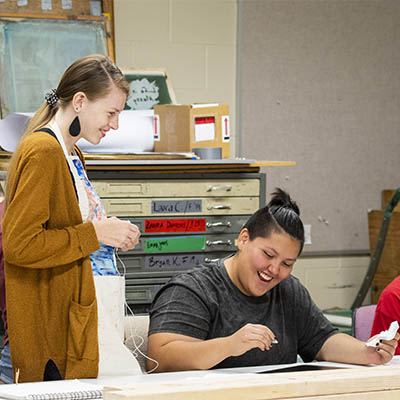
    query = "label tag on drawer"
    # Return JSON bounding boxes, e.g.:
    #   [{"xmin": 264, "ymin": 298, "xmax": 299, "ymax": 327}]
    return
[
  {"xmin": 145, "ymin": 236, "xmax": 206, "ymax": 253},
  {"xmin": 145, "ymin": 218, "xmax": 206, "ymax": 233},
  {"xmin": 152, "ymin": 200, "xmax": 202, "ymax": 214},
  {"xmin": 145, "ymin": 254, "xmax": 204, "ymax": 270}
]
